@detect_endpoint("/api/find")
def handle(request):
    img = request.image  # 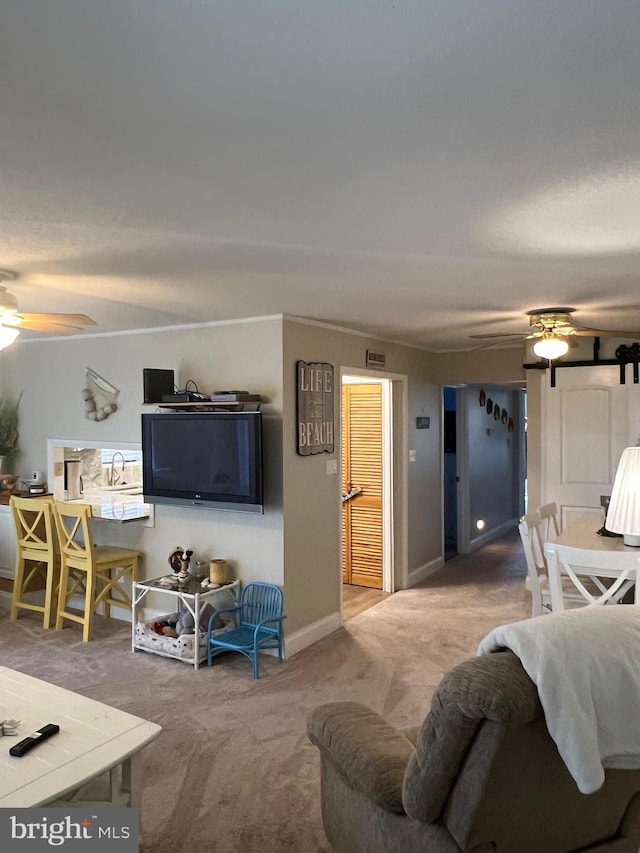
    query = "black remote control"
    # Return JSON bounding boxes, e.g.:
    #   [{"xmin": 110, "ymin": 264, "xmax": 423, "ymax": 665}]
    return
[{"xmin": 9, "ymin": 723, "xmax": 60, "ymax": 757}]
